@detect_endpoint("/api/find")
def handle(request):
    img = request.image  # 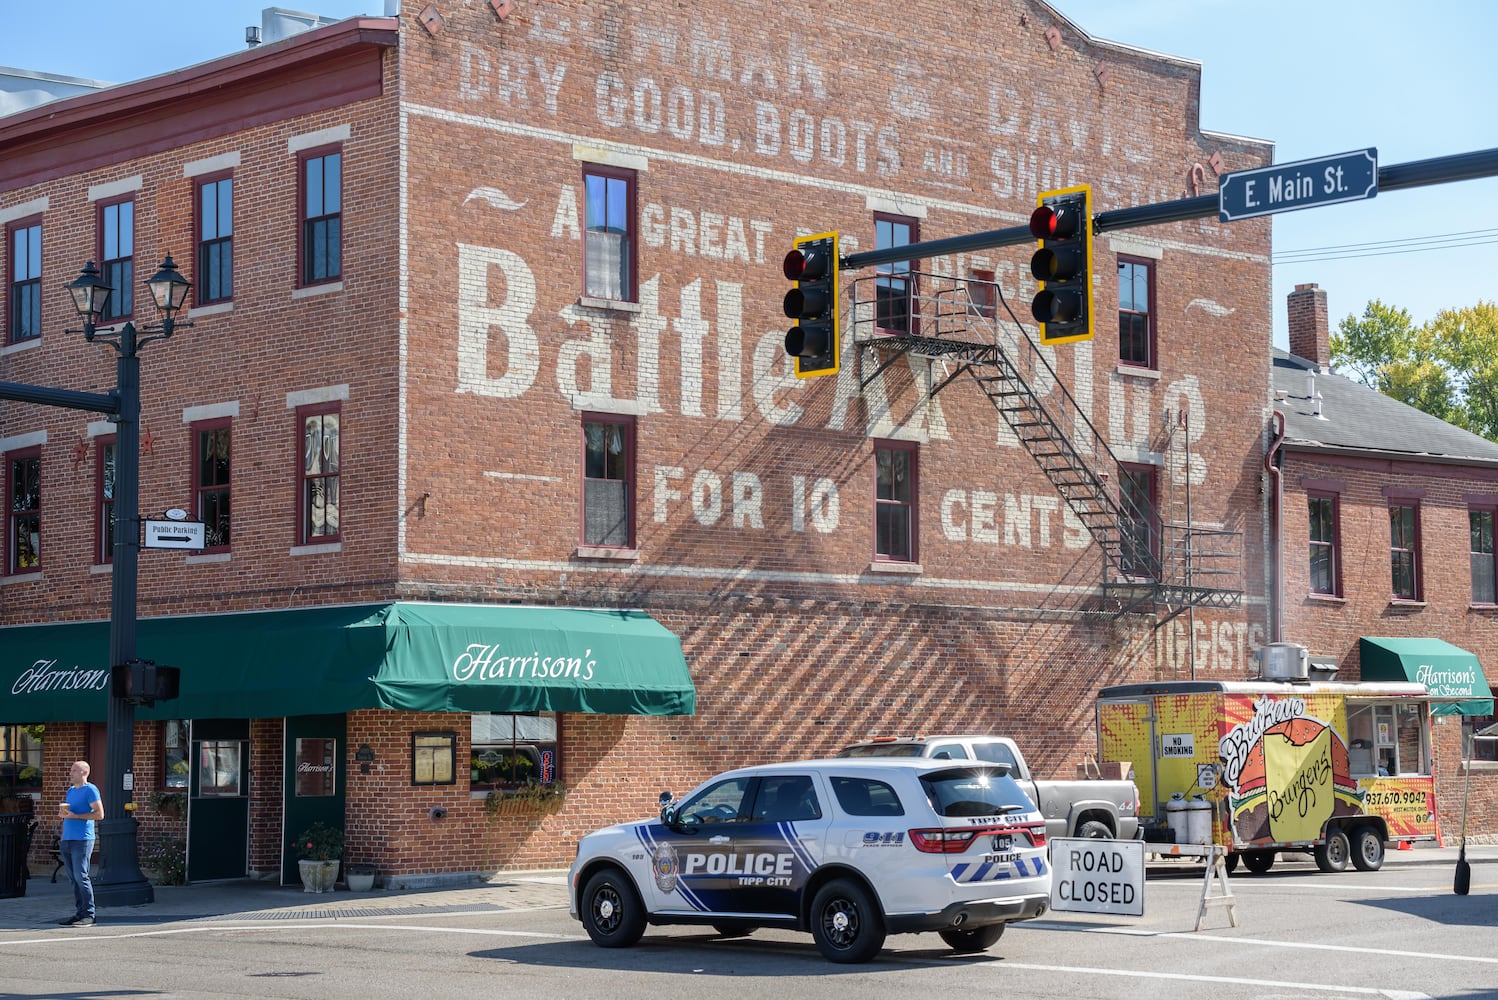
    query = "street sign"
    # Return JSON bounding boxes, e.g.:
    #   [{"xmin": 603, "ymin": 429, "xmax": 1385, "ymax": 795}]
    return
[
  {"xmin": 1218, "ymin": 148, "xmax": 1377, "ymax": 222},
  {"xmin": 143, "ymin": 518, "xmax": 206, "ymax": 550}
]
